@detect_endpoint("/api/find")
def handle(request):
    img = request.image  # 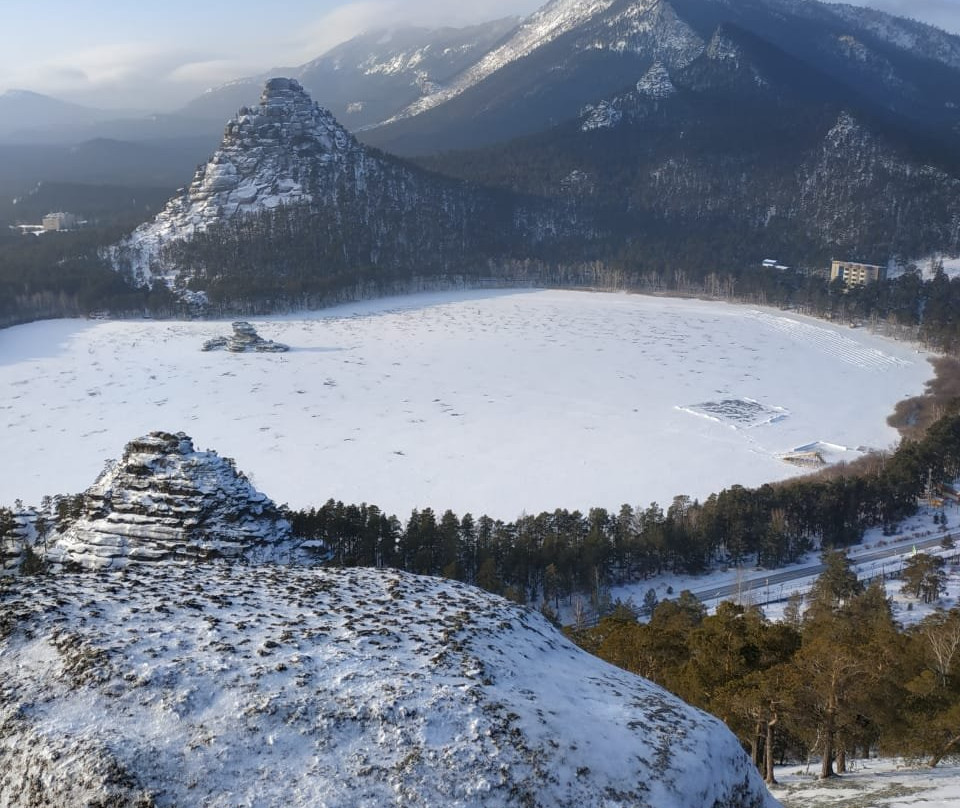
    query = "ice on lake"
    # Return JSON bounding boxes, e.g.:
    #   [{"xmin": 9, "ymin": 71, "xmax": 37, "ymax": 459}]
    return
[{"xmin": 0, "ymin": 290, "xmax": 933, "ymax": 519}]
